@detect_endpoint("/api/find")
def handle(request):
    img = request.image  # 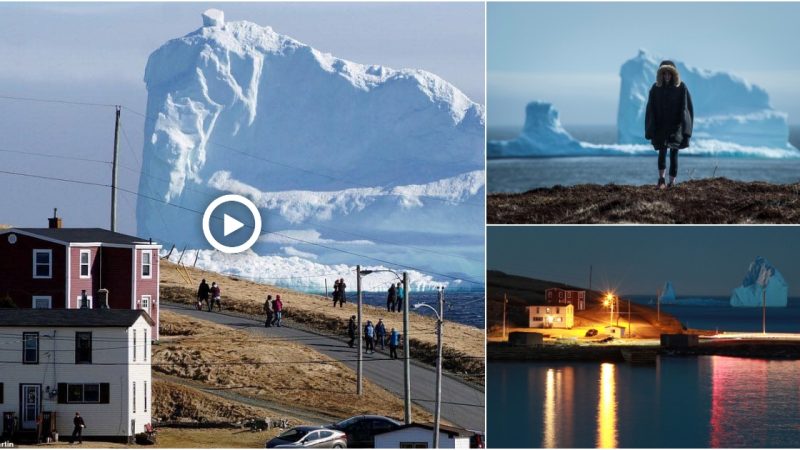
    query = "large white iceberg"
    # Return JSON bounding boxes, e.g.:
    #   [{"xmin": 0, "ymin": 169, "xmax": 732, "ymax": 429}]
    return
[
  {"xmin": 730, "ymin": 257, "xmax": 788, "ymax": 307},
  {"xmin": 137, "ymin": 10, "xmax": 485, "ymax": 291},
  {"xmin": 488, "ymin": 50, "xmax": 799, "ymax": 159},
  {"xmin": 659, "ymin": 281, "xmax": 676, "ymax": 302}
]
